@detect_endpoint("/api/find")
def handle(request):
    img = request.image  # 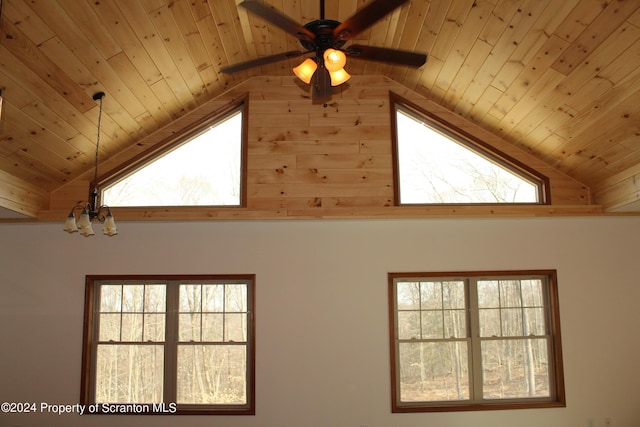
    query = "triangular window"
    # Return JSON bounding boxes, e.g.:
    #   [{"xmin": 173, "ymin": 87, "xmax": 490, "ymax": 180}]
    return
[
  {"xmin": 392, "ymin": 96, "xmax": 547, "ymax": 205},
  {"xmin": 101, "ymin": 102, "xmax": 246, "ymax": 207}
]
